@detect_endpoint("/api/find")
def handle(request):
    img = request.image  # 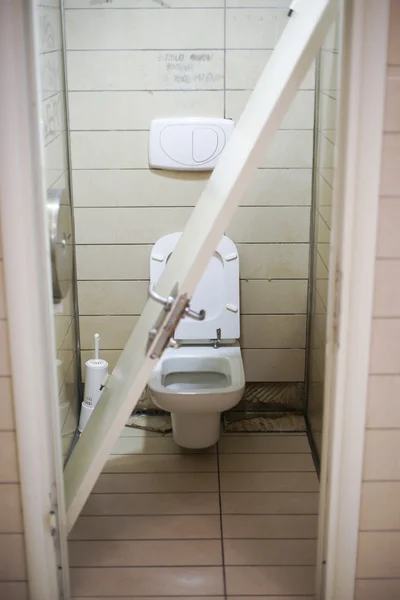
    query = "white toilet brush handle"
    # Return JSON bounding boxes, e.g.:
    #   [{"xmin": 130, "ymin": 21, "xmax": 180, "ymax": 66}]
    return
[{"xmin": 94, "ymin": 333, "xmax": 100, "ymax": 360}]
